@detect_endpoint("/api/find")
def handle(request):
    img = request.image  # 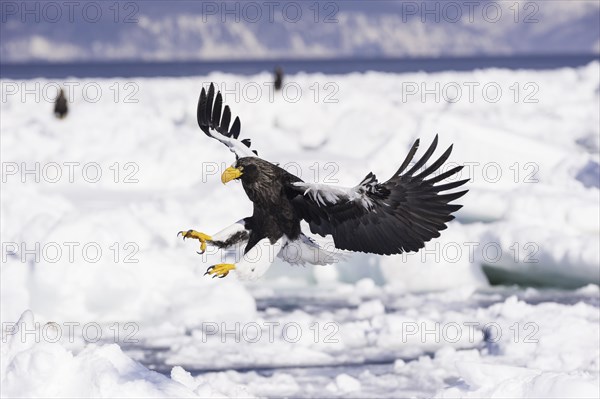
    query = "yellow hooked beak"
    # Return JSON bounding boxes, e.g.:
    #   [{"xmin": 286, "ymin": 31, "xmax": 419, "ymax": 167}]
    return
[{"xmin": 221, "ymin": 166, "xmax": 243, "ymax": 184}]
